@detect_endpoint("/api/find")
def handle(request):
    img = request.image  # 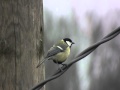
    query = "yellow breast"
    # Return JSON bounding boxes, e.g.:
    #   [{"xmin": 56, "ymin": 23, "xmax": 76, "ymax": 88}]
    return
[{"xmin": 53, "ymin": 47, "xmax": 70, "ymax": 62}]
